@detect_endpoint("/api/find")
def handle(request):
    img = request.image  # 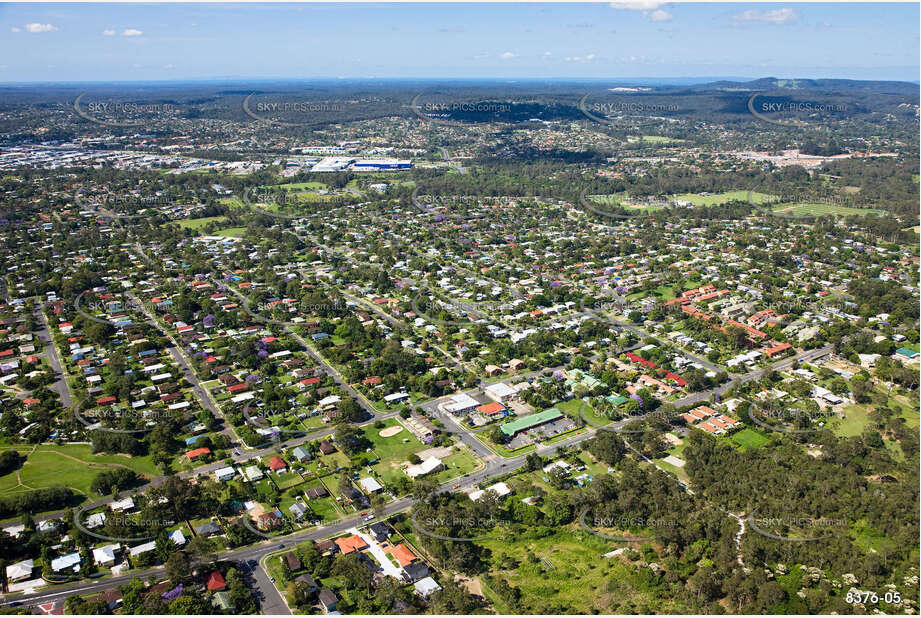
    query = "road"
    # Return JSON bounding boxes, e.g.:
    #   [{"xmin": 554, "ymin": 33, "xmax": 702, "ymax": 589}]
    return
[
  {"xmin": 33, "ymin": 305, "xmax": 73, "ymax": 409},
  {"xmin": 127, "ymin": 291, "xmax": 241, "ymax": 447}
]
